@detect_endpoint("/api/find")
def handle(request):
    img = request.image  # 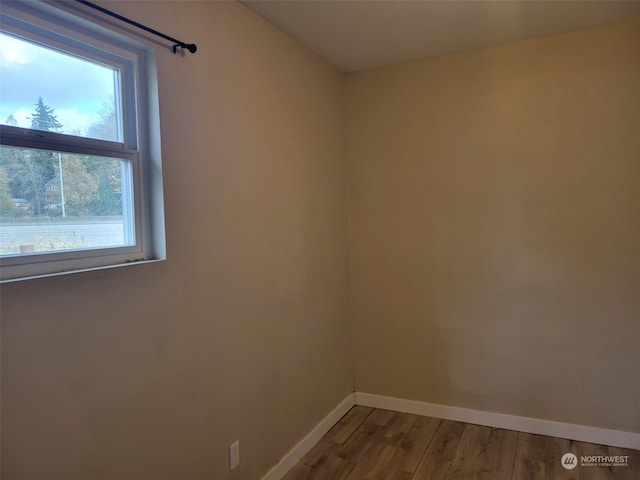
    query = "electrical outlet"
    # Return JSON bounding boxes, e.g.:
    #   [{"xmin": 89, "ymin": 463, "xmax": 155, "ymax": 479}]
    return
[{"xmin": 229, "ymin": 440, "xmax": 240, "ymax": 471}]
